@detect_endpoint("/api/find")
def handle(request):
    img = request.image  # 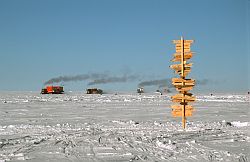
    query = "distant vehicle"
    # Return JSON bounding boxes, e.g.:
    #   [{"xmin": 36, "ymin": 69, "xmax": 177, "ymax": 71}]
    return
[
  {"xmin": 41, "ymin": 88, "xmax": 48, "ymax": 94},
  {"xmin": 137, "ymin": 87, "xmax": 144, "ymax": 94},
  {"xmin": 86, "ymin": 88, "xmax": 103, "ymax": 94},
  {"xmin": 155, "ymin": 90, "xmax": 162, "ymax": 95},
  {"xmin": 41, "ymin": 86, "xmax": 64, "ymax": 94}
]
